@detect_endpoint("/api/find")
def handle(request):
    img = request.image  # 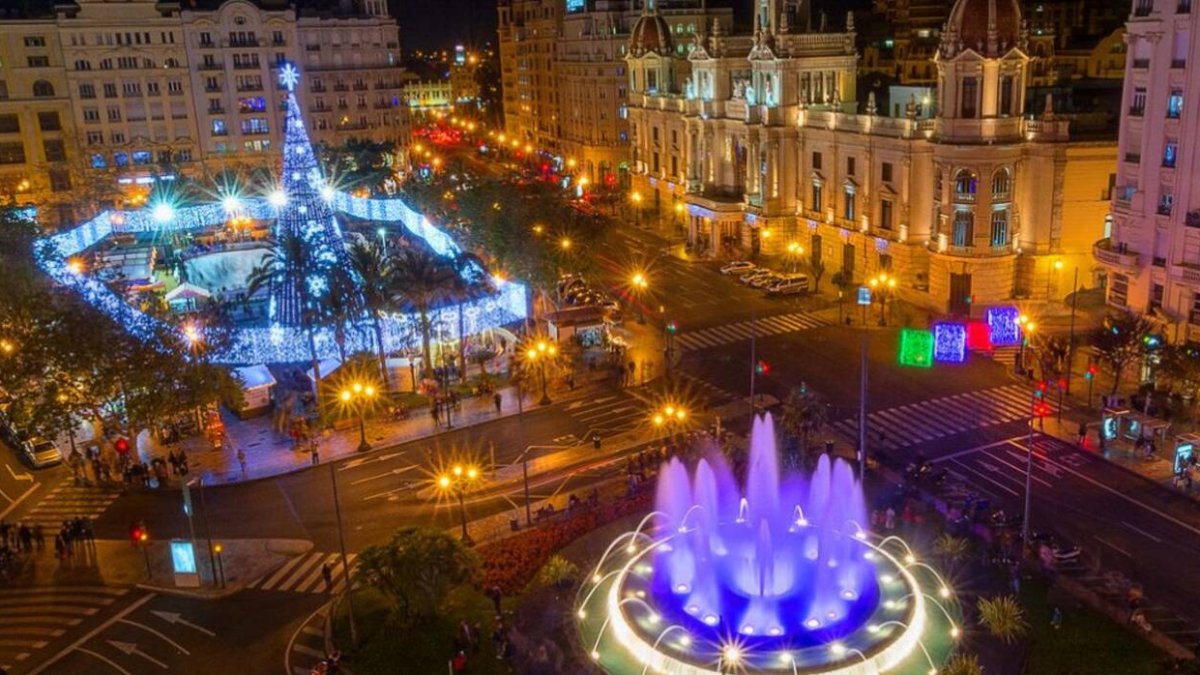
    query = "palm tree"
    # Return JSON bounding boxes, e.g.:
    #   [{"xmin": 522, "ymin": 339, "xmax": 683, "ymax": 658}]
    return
[
  {"xmin": 247, "ymin": 231, "xmax": 325, "ymax": 389},
  {"xmin": 778, "ymin": 385, "xmax": 827, "ymax": 467},
  {"xmin": 977, "ymin": 595, "xmax": 1029, "ymax": 645},
  {"xmin": 1089, "ymin": 311, "xmax": 1156, "ymax": 395},
  {"xmin": 317, "ymin": 266, "xmax": 362, "ymax": 364},
  {"xmin": 448, "ymin": 251, "xmax": 494, "ymax": 384},
  {"xmin": 348, "ymin": 240, "xmax": 395, "ymax": 388},
  {"xmin": 941, "ymin": 653, "xmax": 984, "ymax": 675},
  {"xmin": 386, "ymin": 247, "xmax": 461, "ymax": 381}
]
